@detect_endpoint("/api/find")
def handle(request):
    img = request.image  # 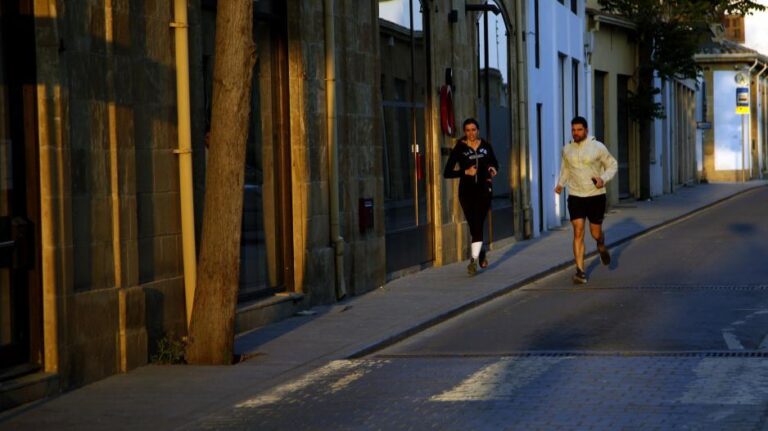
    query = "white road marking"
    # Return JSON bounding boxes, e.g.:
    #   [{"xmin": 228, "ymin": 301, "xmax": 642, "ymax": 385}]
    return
[
  {"xmin": 430, "ymin": 357, "xmax": 566, "ymax": 402},
  {"xmin": 721, "ymin": 308, "xmax": 768, "ymax": 350},
  {"xmin": 236, "ymin": 360, "xmax": 360, "ymax": 408},
  {"xmin": 329, "ymin": 368, "xmax": 371, "ymax": 394},
  {"xmin": 758, "ymin": 334, "xmax": 768, "ymax": 350},
  {"xmin": 722, "ymin": 331, "xmax": 745, "ymax": 350}
]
